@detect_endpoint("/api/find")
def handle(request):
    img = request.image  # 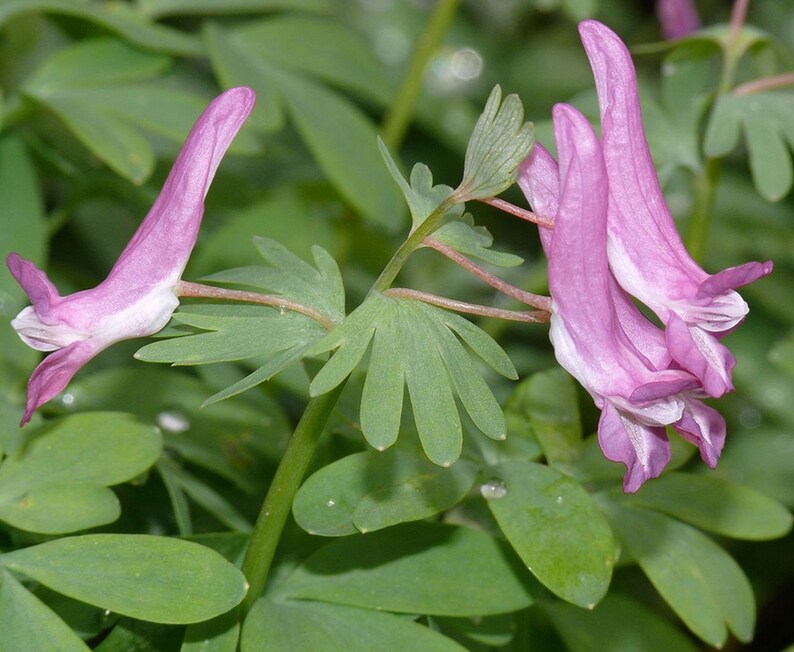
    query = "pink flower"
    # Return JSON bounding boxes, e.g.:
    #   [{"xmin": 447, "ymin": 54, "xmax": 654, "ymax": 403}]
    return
[
  {"xmin": 8, "ymin": 87, "xmax": 256, "ymax": 424},
  {"xmin": 578, "ymin": 20, "xmax": 772, "ymax": 398},
  {"xmin": 519, "ymin": 104, "xmax": 722, "ymax": 492},
  {"xmin": 656, "ymin": 0, "xmax": 701, "ymax": 40}
]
